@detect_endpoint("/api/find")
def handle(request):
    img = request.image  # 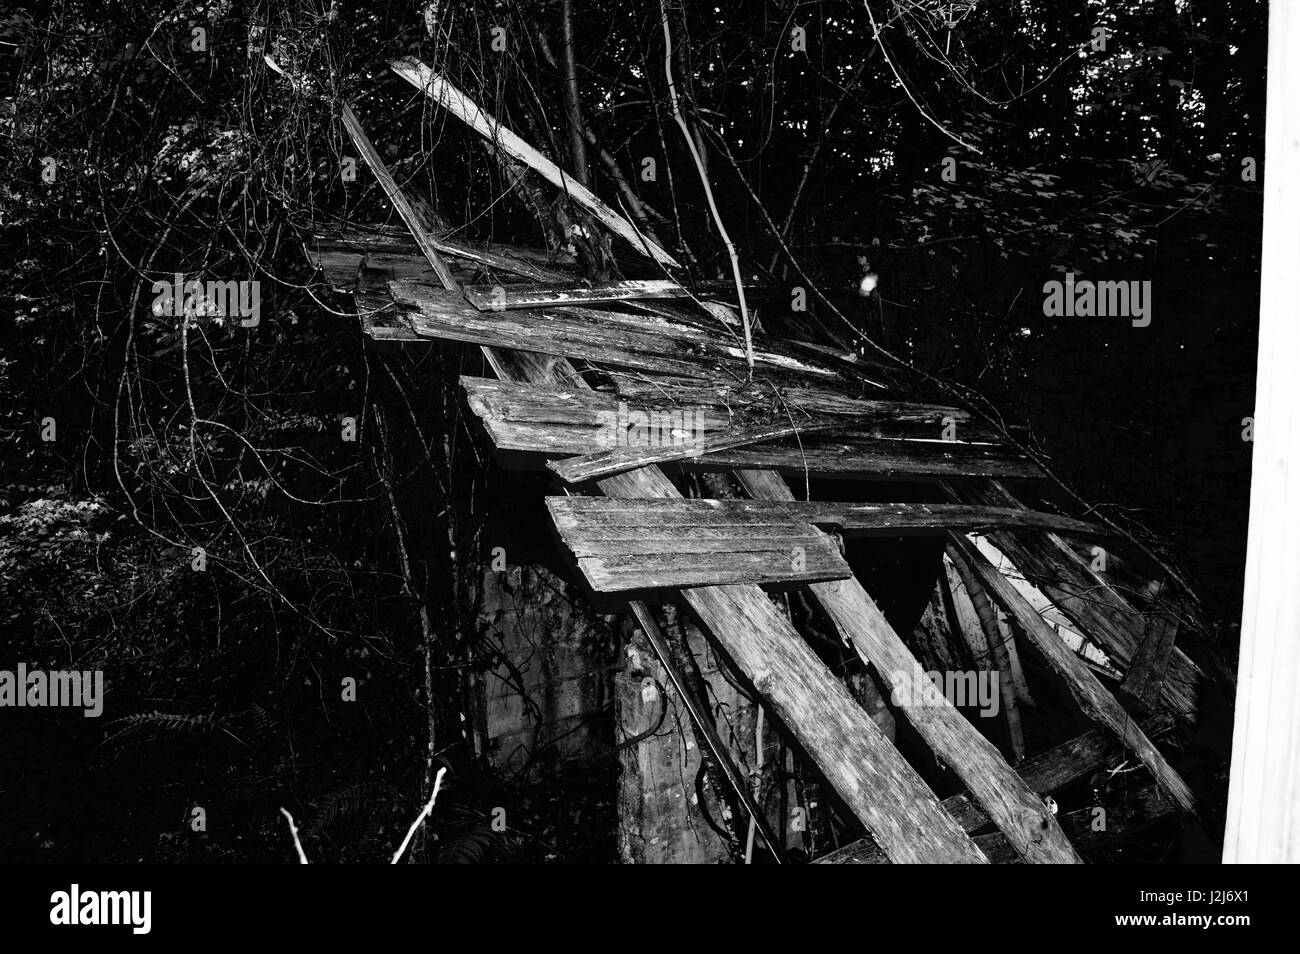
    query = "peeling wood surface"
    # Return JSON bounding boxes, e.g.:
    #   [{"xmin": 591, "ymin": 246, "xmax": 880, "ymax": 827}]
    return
[
  {"xmin": 390, "ymin": 57, "xmax": 681, "ymax": 268},
  {"xmin": 462, "ymin": 279, "xmax": 784, "ymax": 311},
  {"xmin": 736, "ymin": 468, "xmax": 1081, "ymax": 864},
  {"xmin": 546, "ymin": 496, "xmax": 851, "ymax": 591},
  {"xmin": 947, "ymin": 533, "xmax": 1200, "ymax": 820},
  {"xmin": 1120, "ymin": 596, "xmax": 1181, "ymax": 712},
  {"xmin": 388, "ymin": 281, "xmax": 857, "ymax": 383},
  {"xmin": 459, "ymin": 376, "xmax": 1039, "ymax": 479}
]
